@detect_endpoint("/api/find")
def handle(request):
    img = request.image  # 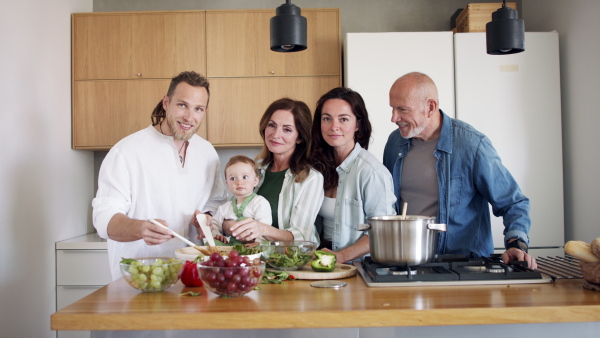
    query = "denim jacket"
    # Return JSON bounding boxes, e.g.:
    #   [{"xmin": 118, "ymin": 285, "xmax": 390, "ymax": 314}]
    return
[
  {"xmin": 318, "ymin": 143, "xmax": 397, "ymax": 251},
  {"xmin": 382, "ymin": 111, "xmax": 531, "ymax": 257}
]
